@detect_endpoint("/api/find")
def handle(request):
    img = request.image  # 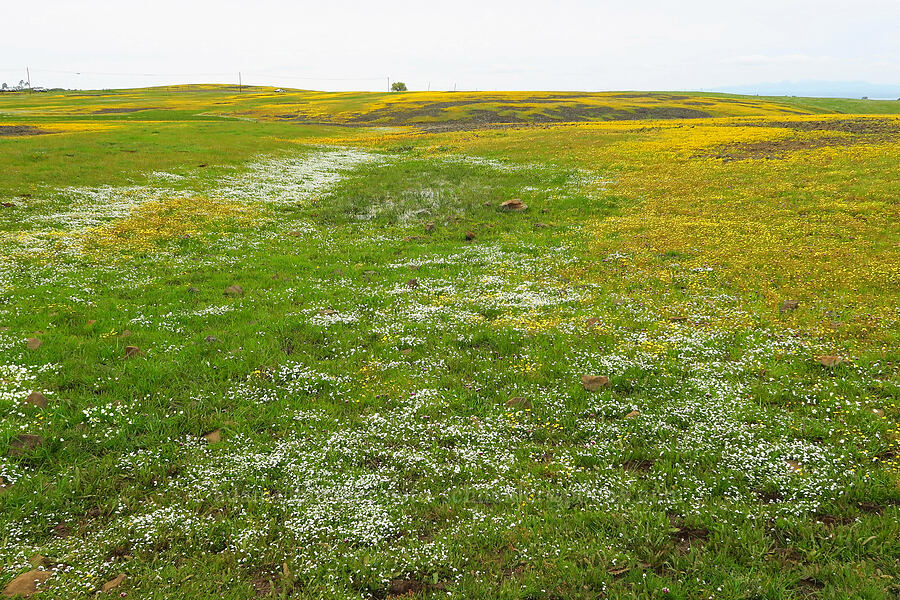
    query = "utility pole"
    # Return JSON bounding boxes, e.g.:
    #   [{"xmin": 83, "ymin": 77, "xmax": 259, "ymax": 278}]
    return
[
  {"xmin": 26, "ymin": 67, "xmax": 31, "ymax": 93},
  {"xmin": 387, "ymin": 76, "xmax": 390, "ymax": 92}
]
